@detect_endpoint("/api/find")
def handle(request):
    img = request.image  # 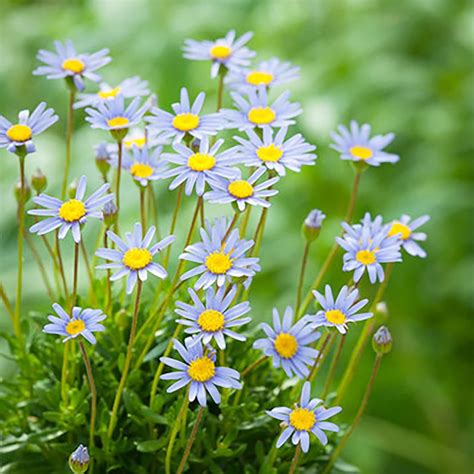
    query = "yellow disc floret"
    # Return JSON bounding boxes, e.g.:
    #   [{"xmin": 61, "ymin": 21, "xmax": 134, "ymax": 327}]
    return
[
  {"xmin": 188, "ymin": 356, "xmax": 216, "ymax": 382},
  {"xmin": 172, "ymin": 113, "xmax": 200, "ymax": 132},
  {"xmin": 187, "ymin": 153, "xmax": 216, "ymax": 171},
  {"xmin": 205, "ymin": 252, "xmax": 233, "ymax": 274},
  {"xmin": 247, "ymin": 107, "xmax": 276, "ymax": 125},
  {"xmin": 198, "ymin": 309, "xmax": 225, "ymax": 332},
  {"xmin": 124, "ymin": 137, "xmax": 146, "ymax": 149},
  {"xmin": 122, "ymin": 248, "xmax": 152, "ymax": 270},
  {"xmin": 246, "ymin": 71, "xmax": 274, "ymax": 86},
  {"xmin": 325, "ymin": 309, "xmax": 346, "ymax": 325},
  {"xmin": 66, "ymin": 319, "xmax": 86, "ymax": 336},
  {"xmin": 256, "ymin": 144, "xmax": 283, "ymax": 162},
  {"xmin": 356, "ymin": 249, "xmax": 376, "ymax": 265},
  {"xmin": 388, "ymin": 222, "xmax": 412, "ymax": 240},
  {"xmin": 107, "ymin": 116, "xmax": 130, "ymax": 128},
  {"xmin": 228, "ymin": 180, "xmax": 254, "ymax": 199},
  {"xmin": 62, "ymin": 58, "xmax": 85, "ymax": 73},
  {"xmin": 274, "ymin": 333, "xmax": 298, "ymax": 359},
  {"xmin": 130, "ymin": 163, "xmax": 154, "ymax": 179},
  {"xmin": 59, "ymin": 199, "xmax": 86, "ymax": 222},
  {"xmin": 350, "ymin": 145, "xmax": 373, "ymax": 160},
  {"xmin": 210, "ymin": 45, "xmax": 232, "ymax": 59},
  {"xmin": 289, "ymin": 407, "xmax": 316, "ymax": 431},
  {"xmin": 6, "ymin": 124, "xmax": 33, "ymax": 142},
  {"xmin": 98, "ymin": 87, "xmax": 121, "ymax": 99}
]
